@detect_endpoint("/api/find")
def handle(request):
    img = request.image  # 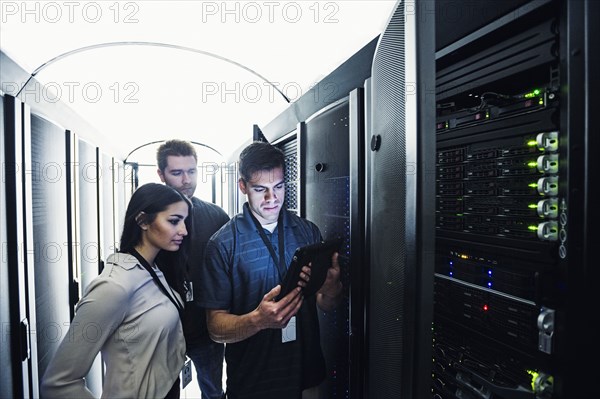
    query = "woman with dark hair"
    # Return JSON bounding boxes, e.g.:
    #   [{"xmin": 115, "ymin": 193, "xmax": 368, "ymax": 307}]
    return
[{"xmin": 41, "ymin": 183, "xmax": 192, "ymax": 399}]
